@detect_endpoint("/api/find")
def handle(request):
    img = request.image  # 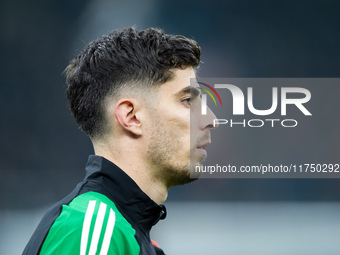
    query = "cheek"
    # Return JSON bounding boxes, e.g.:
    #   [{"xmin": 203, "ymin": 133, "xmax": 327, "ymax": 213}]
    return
[
  {"xmin": 161, "ymin": 104, "xmax": 190, "ymax": 129},
  {"xmin": 156, "ymin": 103, "xmax": 191, "ymax": 143},
  {"xmin": 189, "ymin": 115, "xmax": 200, "ymax": 147},
  {"xmin": 164, "ymin": 116, "xmax": 191, "ymax": 151},
  {"xmin": 189, "ymin": 97, "xmax": 202, "ymax": 128}
]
